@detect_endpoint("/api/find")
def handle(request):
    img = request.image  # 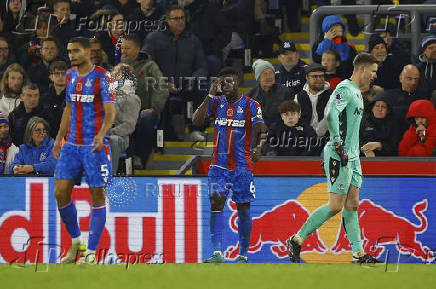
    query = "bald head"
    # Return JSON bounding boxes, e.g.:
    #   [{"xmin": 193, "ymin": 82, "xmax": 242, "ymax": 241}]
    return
[{"xmin": 400, "ymin": 65, "xmax": 420, "ymax": 93}]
